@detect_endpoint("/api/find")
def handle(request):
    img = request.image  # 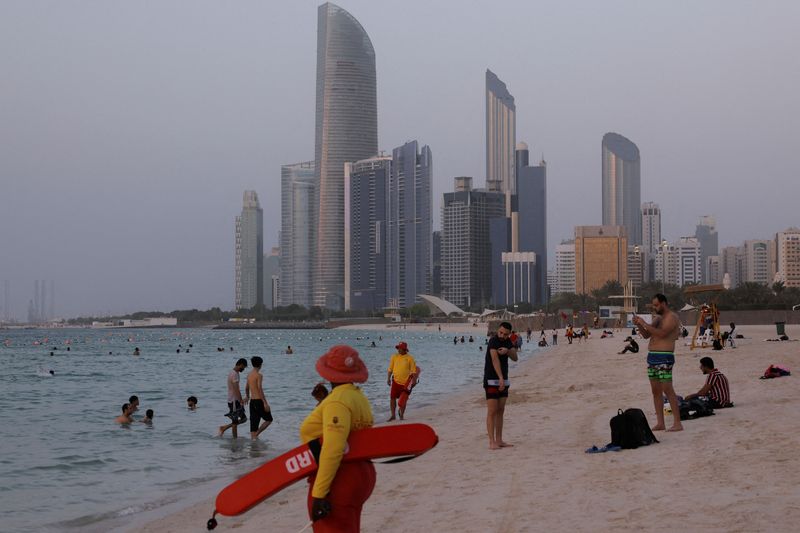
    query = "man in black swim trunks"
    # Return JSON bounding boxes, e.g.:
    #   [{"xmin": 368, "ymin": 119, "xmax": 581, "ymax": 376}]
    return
[
  {"xmin": 219, "ymin": 358, "xmax": 247, "ymax": 438},
  {"xmin": 246, "ymin": 356, "xmax": 273, "ymax": 440},
  {"xmin": 484, "ymin": 321, "xmax": 518, "ymax": 450}
]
